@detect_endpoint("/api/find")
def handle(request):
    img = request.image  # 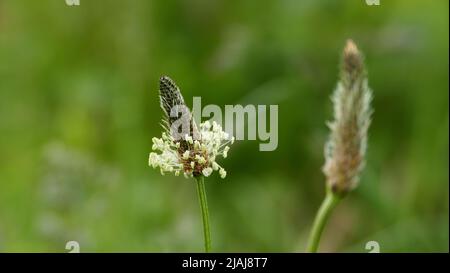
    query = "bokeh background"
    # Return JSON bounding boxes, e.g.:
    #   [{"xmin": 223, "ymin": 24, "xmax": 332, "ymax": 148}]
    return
[{"xmin": 0, "ymin": 0, "xmax": 448, "ymax": 252}]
